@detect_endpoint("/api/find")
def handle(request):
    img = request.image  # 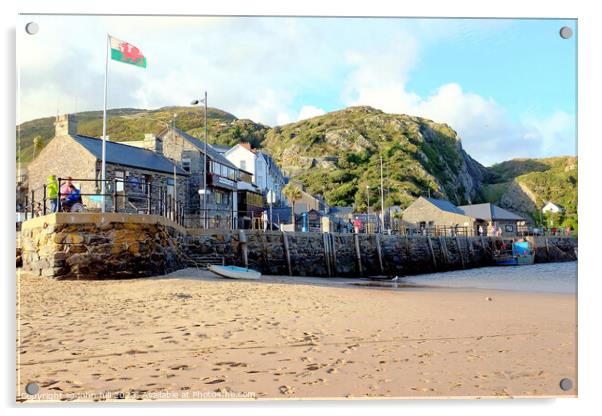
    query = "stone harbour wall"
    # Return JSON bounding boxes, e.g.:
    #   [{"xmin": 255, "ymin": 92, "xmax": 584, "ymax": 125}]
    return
[
  {"xmin": 19, "ymin": 213, "xmax": 578, "ymax": 280},
  {"xmin": 182, "ymin": 230, "xmax": 577, "ymax": 278},
  {"xmin": 20, "ymin": 213, "xmax": 184, "ymax": 280}
]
